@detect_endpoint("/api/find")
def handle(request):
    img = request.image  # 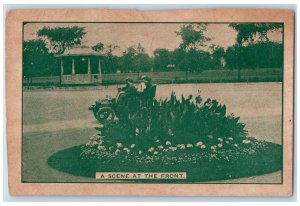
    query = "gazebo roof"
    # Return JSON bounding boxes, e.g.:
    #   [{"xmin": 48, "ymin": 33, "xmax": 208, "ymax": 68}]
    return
[{"xmin": 56, "ymin": 46, "xmax": 103, "ymax": 57}]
